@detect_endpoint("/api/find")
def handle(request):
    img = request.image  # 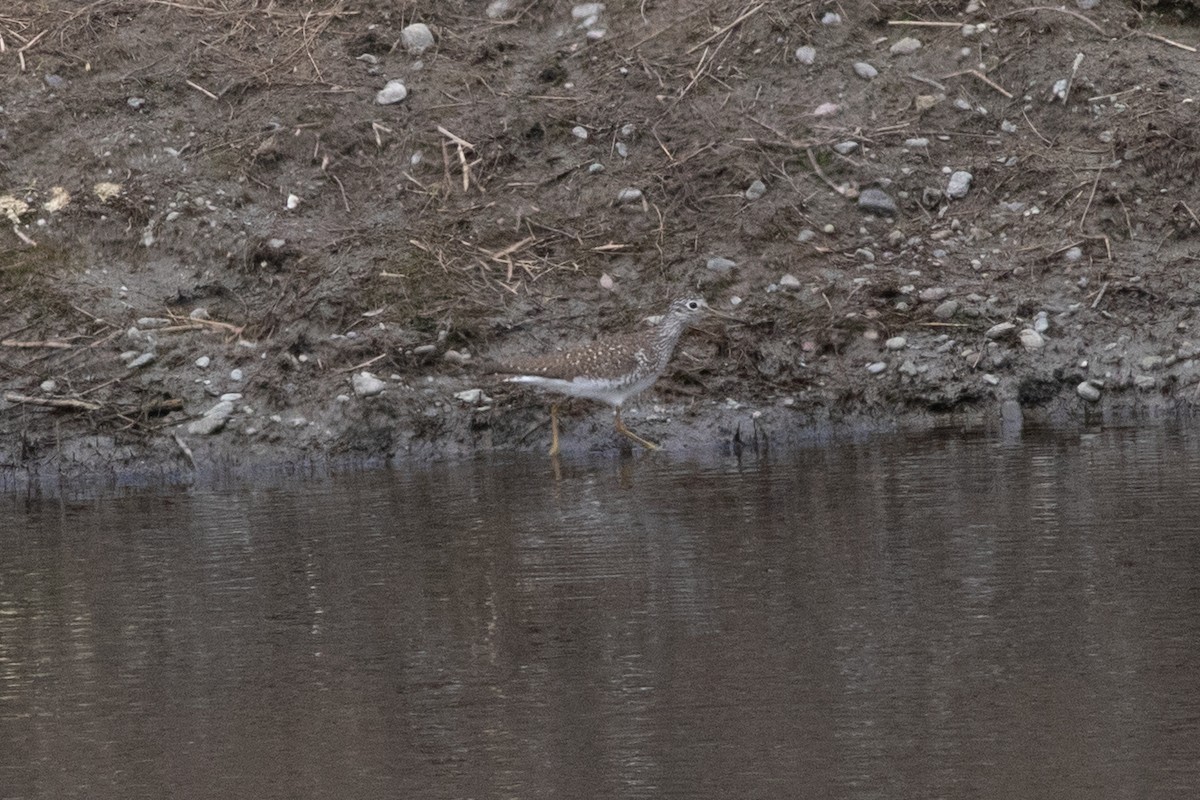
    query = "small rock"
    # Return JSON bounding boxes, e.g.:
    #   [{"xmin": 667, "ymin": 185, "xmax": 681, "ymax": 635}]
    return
[
  {"xmin": 866, "ymin": 361, "xmax": 887, "ymax": 374},
  {"xmin": 1134, "ymin": 375, "xmax": 1156, "ymax": 390},
  {"xmin": 889, "ymin": 37, "xmax": 922, "ymax": 55},
  {"xmin": 779, "ymin": 274, "xmax": 802, "ymax": 289},
  {"xmin": 127, "ymin": 97, "xmax": 147, "ymax": 110},
  {"xmin": 833, "ymin": 141, "xmax": 859, "ymax": 155},
  {"xmin": 571, "ymin": 125, "xmax": 588, "ymax": 140},
  {"xmin": 1000, "ymin": 119, "xmax": 1018, "ymax": 134},
  {"xmin": 40, "ymin": 380, "xmax": 57, "ymax": 393},
  {"xmin": 286, "ymin": 193, "xmax": 301, "ymax": 210},
  {"xmin": 588, "ymin": 162, "xmax": 604, "ymax": 174},
  {"xmin": 486, "ymin": 0, "xmax": 512, "ymax": 18},
  {"xmin": 821, "ymin": 12, "xmax": 841, "ymax": 25},
  {"xmin": 195, "ymin": 356, "xmax": 211, "ymax": 368},
  {"xmin": 1139, "ymin": 355, "xmax": 1164, "ymax": 371},
  {"xmin": 616, "ymin": 187, "xmax": 643, "ymax": 204},
  {"xmin": 128, "ymin": 352, "xmax": 155, "ymax": 369},
  {"xmin": 858, "ymin": 188, "xmax": 898, "ymax": 216},
  {"xmin": 413, "ymin": 344, "xmax": 438, "ymax": 357},
  {"xmin": 230, "ymin": 368, "xmax": 244, "ymax": 381},
  {"xmin": 812, "ymin": 102, "xmax": 839, "ymax": 117},
  {"xmin": 400, "ymin": 23, "xmax": 435, "ymax": 55},
  {"xmin": 797, "ymin": 229, "xmax": 817, "ymax": 243},
  {"xmin": 982, "ymin": 373, "xmax": 1001, "ymax": 386},
  {"xmin": 885, "ymin": 336, "xmax": 907, "ymax": 350},
  {"xmin": 985, "ymin": 322, "xmax": 1017, "ymax": 340},
  {"xmin": 921, "ymin": 187, "xmax": 944, "ymax": 208},
  {"xmin": 946, "ymin": 170, "xmax": 973, "ymax": 199},
  {"xmin": 915, "ymin": 95, "xmax": 941, "ymax": 112},
  {"xmin": 795, "ymin": 45, "xmax": 816, "ymax": 65},
  {"xmin": 853, "ymin": 62, "xmax": 879, "ymax": 80},
  {"xmin": 919, "ymin": 287, "xmax": 950, "ymax": 303},
  {"xmin": 933, "ymin": 300, "xmax": 959, "ymax": 320},
  {"xmin": 375, "ymin": 80, "xmax": 408, "ymax": 105},
  {"xmin": 855, "ymin": 248, "xmax": 875, "ymax": 263},
  {"xmin": 904, "ymin": 137, "xmax": 930, "ymax": 148},
  {"xmin": 353, "ymin": 371, "xmax": 387, "ymax": 397},
  {"xmin": 137, "ymin": 317, "xmax": 171, "ymax": 329},
  {"xmin": 898, "ymin": 360, "xmax": 919, "ymax": 376},
  {"xmin": 745, "ymin": 179, "xmax": 767, "ymax": 201},
  {"xmin": 454, "ymin": 388, "xmax": 492, "ymax": 405},
  {"xmin": 443, "ymin": 349, "xmax": 471, "ymax": 365},
  {"xmin": 1077, "ymin": 381, "xmax": 1101, "ymax": 402},
  {"xmin": 572, "ymin": 3, "xmax": 605, "ymax": 20},
  {"xmin": 190, "ymin": 307, "xmax": 211, "ymax": 320},
  {"xmin": 1019, "ymin": 329, "xmax": 1045, "ymax": 350},
  {"xmin": 187, "ymin": 400, "xmax": 235, "ymax": 436},
  {"xmin": 706, "ymin": 256, "xmax": 737, "ymax": 273},
  {"xmin": 1063, "ymin": 246, "xmax": 1083, "ymax": 263}
]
